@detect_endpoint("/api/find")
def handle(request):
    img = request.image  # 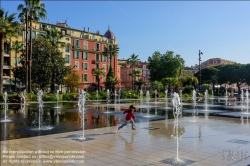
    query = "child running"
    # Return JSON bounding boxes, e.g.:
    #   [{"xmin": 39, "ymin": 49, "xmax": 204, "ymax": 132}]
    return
[{"xmin": 118, "ymin": 105, "xmax": 136, "ymax": 132}]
